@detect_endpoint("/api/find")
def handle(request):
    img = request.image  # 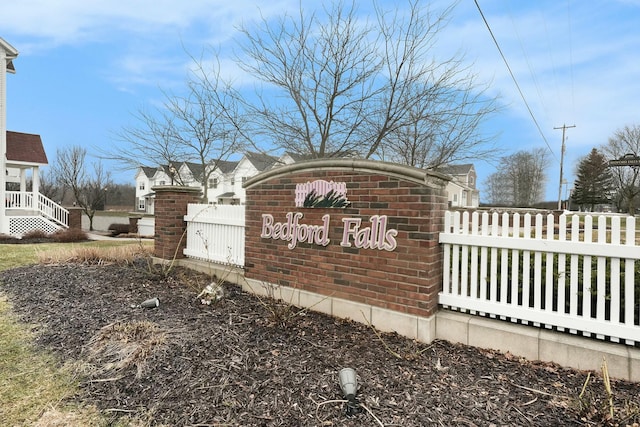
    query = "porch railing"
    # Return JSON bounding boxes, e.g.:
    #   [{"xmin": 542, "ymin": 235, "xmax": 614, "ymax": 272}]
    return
[
  {"xmin": 6, "ymin": 191, "xmax": 69, "ymax": 228},
  {"xmin": 439, "ymin": 211, "xmax": 640, "ymax": 346}
]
